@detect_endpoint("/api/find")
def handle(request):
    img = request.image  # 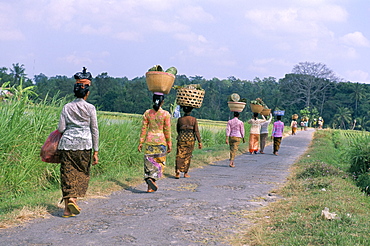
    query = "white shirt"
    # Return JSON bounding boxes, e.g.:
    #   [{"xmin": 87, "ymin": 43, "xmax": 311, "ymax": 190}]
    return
[
  {"xmin": 260, "ymin": 114, "xmax": 272, "ymax": 134},
  {"xmin": 57, "ymin": 98, "xmax": 99, "ymax": 151}
]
